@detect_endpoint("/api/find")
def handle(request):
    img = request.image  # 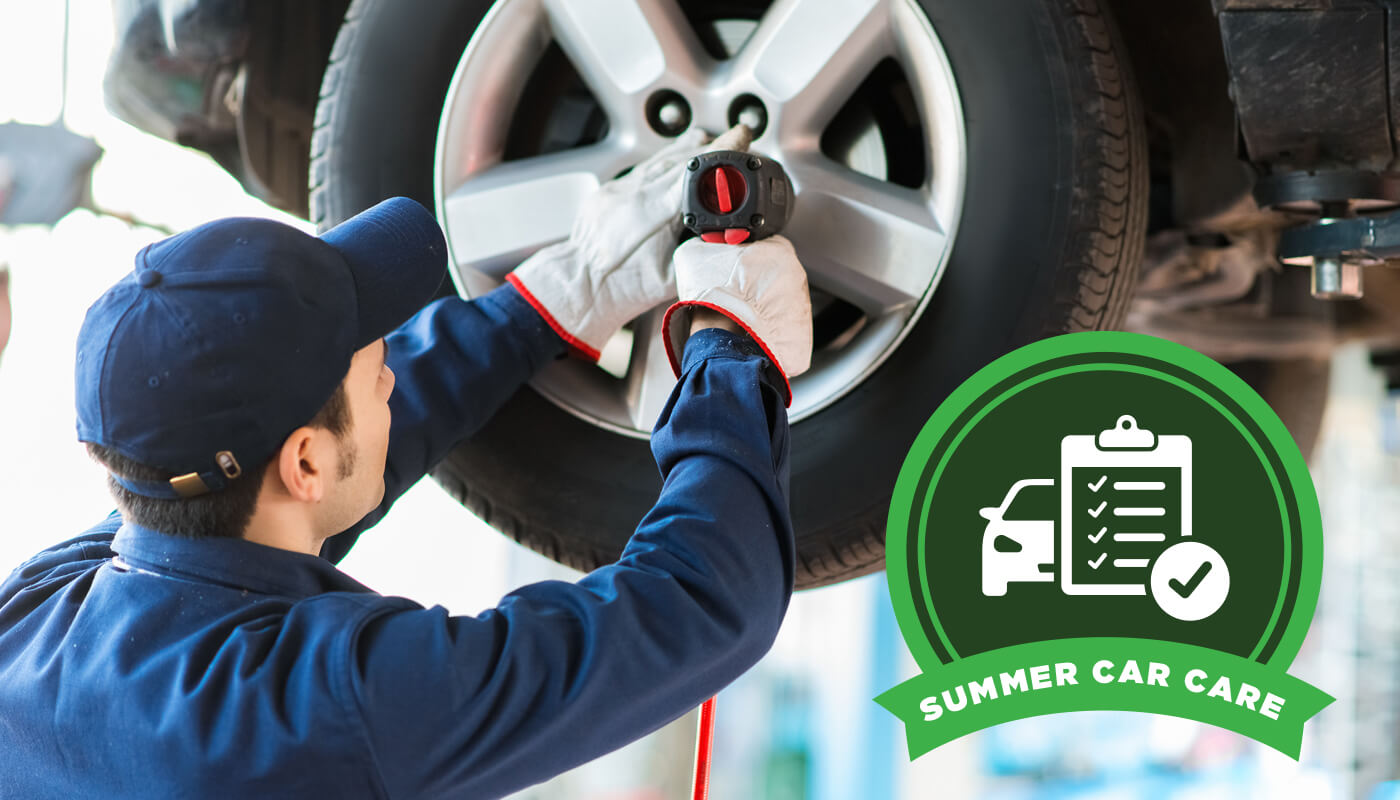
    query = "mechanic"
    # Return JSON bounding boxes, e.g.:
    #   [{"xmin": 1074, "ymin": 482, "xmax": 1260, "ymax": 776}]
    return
[{"xmin": 0, "ymin": 127, "xmax": 811, "ymax": 798}]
